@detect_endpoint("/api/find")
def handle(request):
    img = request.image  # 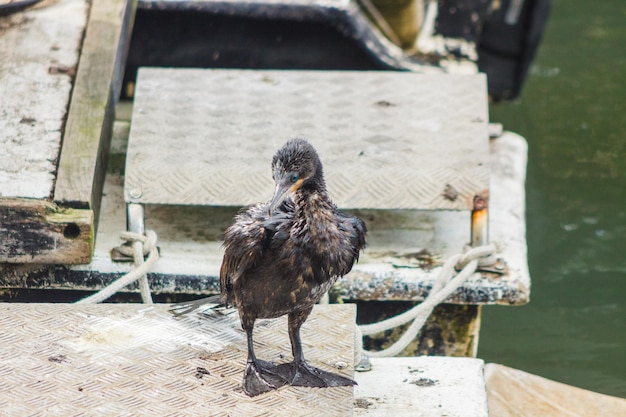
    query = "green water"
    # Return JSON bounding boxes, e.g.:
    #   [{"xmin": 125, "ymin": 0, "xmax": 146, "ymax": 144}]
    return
[{"xmin": 478, "ymin": 0, "xmax": 626, "ymax": 397}]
